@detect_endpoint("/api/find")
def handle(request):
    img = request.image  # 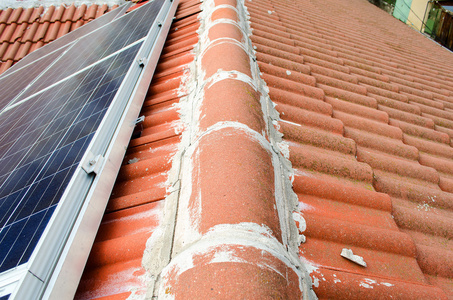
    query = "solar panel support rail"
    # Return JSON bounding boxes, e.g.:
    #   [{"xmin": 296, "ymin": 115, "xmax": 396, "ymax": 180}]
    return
[{"xmin": 3, "ymin": 0, "xmax": 179, "ymax": 298}]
